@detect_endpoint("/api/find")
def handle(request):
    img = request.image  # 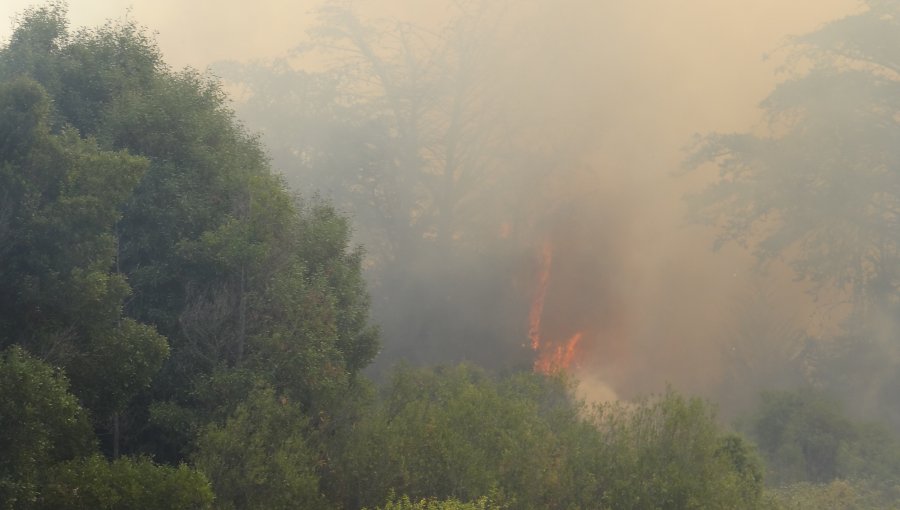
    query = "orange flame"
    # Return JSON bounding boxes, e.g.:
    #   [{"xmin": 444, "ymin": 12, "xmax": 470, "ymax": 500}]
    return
[
  {"xmin": 534, "ymin": 332, "xmax": 583, "ymax": 374},
  {"xmin": 529, "ymin": 240, "xmax": 583, "ymax": 374}
]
